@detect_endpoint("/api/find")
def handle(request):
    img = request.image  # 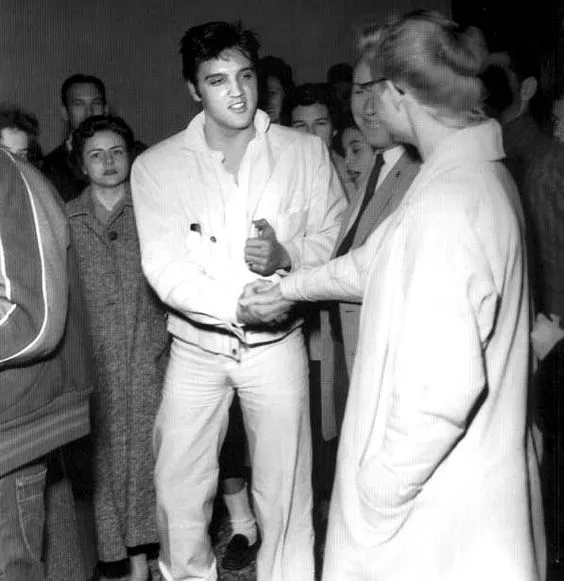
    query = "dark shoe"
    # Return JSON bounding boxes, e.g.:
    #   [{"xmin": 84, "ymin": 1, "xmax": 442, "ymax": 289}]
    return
[{"xmin": 222, "ymin": 534, "xmax": 260, "ymax": 571}]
